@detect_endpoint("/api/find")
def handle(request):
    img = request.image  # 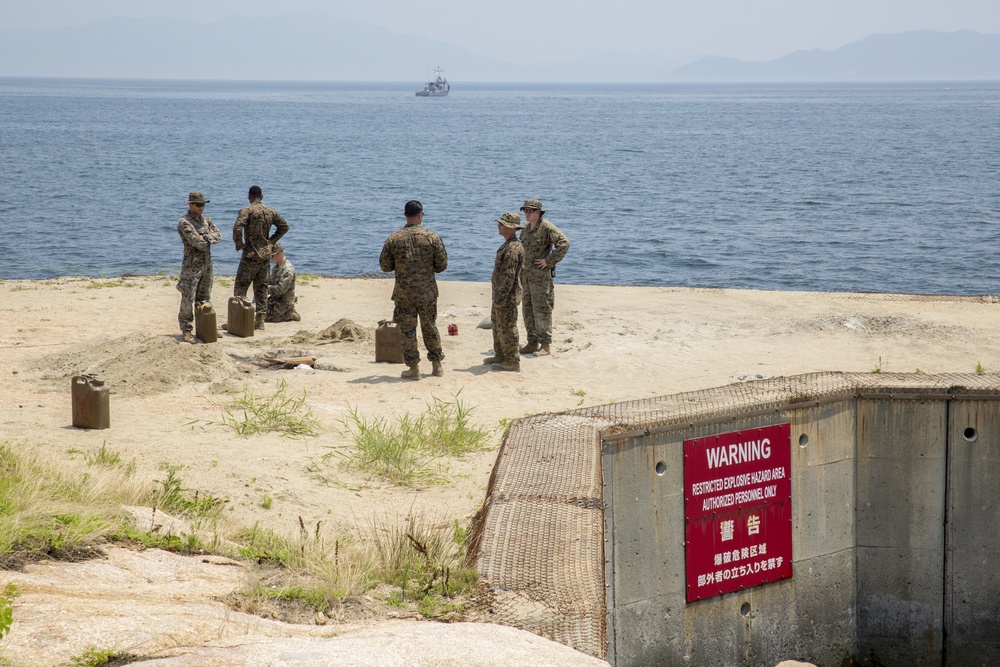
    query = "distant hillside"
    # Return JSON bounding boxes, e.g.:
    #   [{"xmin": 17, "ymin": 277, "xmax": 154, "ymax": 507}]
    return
[
  {"xmin": 673, "ymin": 30, "xmax": 1000, "ymax": 81},
  {"xmin": 0, "ymin": 15, "xmax": 996, "ymax": 82},
  {"xmin": 0, "ymin": 11, "xmax": 682, "ymax": 82}
]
